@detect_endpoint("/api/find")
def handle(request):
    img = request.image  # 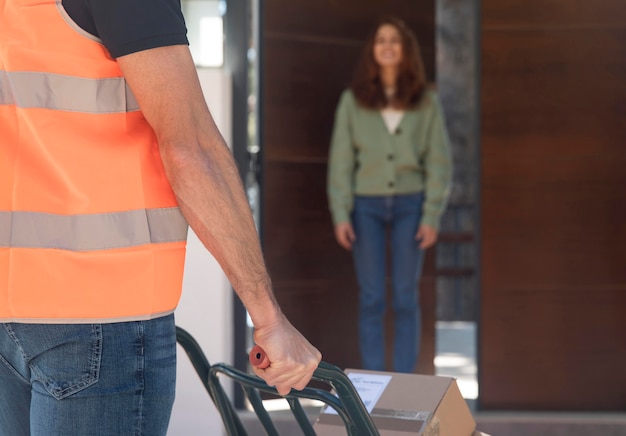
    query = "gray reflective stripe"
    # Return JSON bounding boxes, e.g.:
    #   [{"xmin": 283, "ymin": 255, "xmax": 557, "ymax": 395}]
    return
[
  {"xmin": 0, "ymin": 208, "xmax": 188, "ymax": 251},
  {"xmin": 0, "ymin": 70, "xmax": 139, "ymax": 113},
  {"xmin": 0, "ymin": 310, "xmax": 175, "ymax": 325}
]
